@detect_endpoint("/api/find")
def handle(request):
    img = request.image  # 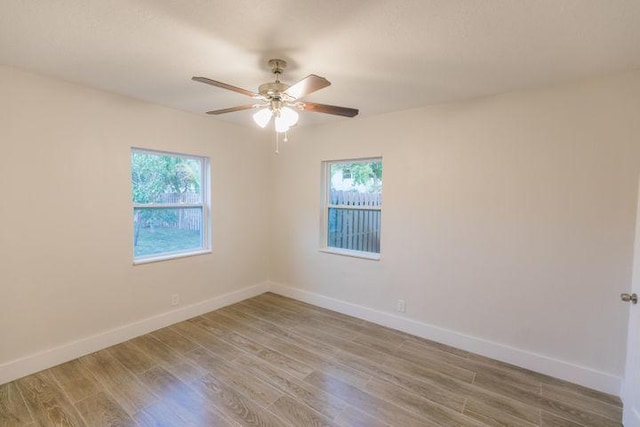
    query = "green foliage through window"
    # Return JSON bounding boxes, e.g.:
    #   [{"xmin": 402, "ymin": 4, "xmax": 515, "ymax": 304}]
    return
[
  {"xmin": 330, "ymin": 160, "xmax": 382, "ymax": 193},
  {"xmin": 131, "ymin": 151, "xmax": 201, "ymax": 204},
  {"xmin": 131, "ymin": 149, "xmax": 208, "ymax": 260}
]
